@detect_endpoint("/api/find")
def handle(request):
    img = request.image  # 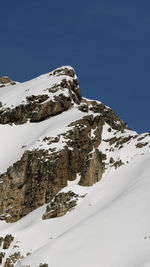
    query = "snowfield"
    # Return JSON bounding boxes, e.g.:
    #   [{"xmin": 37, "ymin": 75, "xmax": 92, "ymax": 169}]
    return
[
  {"xmin": 0, "ymin": 149, "xmax": 150, "ymax": 267},
  {"xmin": 0, "ymin": 67, "xmax": 150, "ymax": 267}
]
